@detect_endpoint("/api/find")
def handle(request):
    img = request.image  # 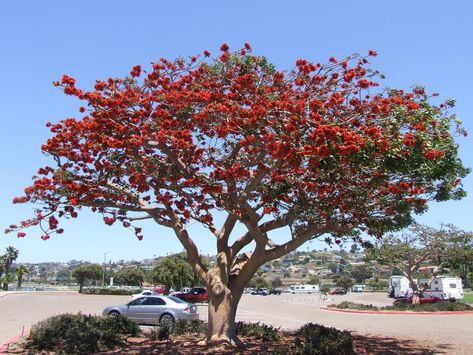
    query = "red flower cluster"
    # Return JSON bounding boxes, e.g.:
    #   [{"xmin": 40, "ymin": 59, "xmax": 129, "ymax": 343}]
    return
[{"xmin": 7, "ymin": 44, "xmax": 465, "ymax": 242}]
